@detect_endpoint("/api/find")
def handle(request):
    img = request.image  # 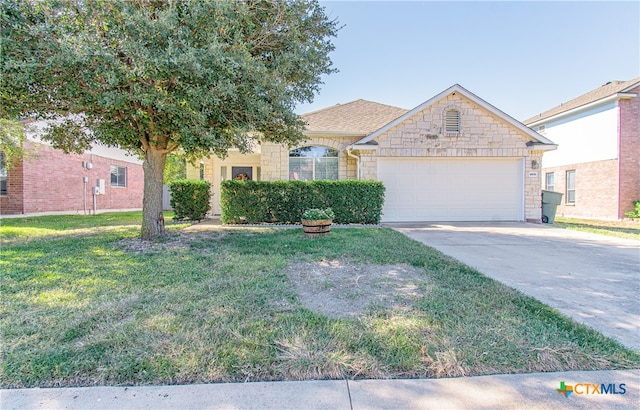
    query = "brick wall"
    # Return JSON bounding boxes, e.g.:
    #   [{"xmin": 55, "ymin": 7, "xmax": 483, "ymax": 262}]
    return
[
  {"xmin": 542, "ymin": 159, "xmax": 619, "ymax": 220},
  {"xmin": 1, "ymin": 141, "xmax": 143, "ymax": 215},
  {"xmin": 0, "ymin": 155, "xmax": 25, "ymax": 214},
  {"xmin": 618, "ymin": 87, "xmax": 640, "ymax": 218}
]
